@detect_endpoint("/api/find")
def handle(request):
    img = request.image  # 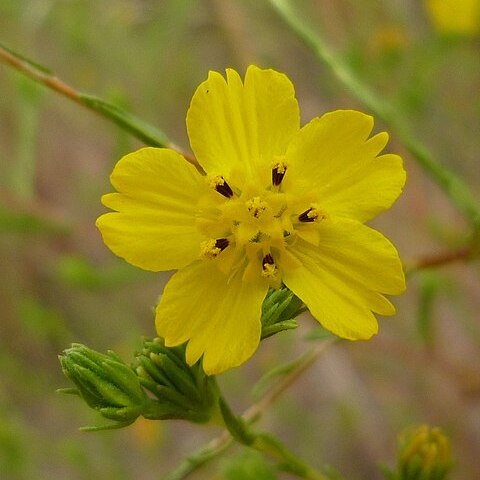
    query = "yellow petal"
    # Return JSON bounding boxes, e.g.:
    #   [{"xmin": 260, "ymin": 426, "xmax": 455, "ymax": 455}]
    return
[
  {"xmin": 283, "ymin": 220, "xmax": 405, "ymax": 340},
  {"xmin": 156, "ymin": 260, "xmax": 269, "ymax": 375},
  {"xmin": 186, "ymin": 66, "xmax": 300, "ymax": 185},
  {"xmin": 96, "ymin": 147, "xmax": 208, "ymax": 271},
  {"xmin": 284, "ymin": 110, "xmax": 405, "ymax": 222}
]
